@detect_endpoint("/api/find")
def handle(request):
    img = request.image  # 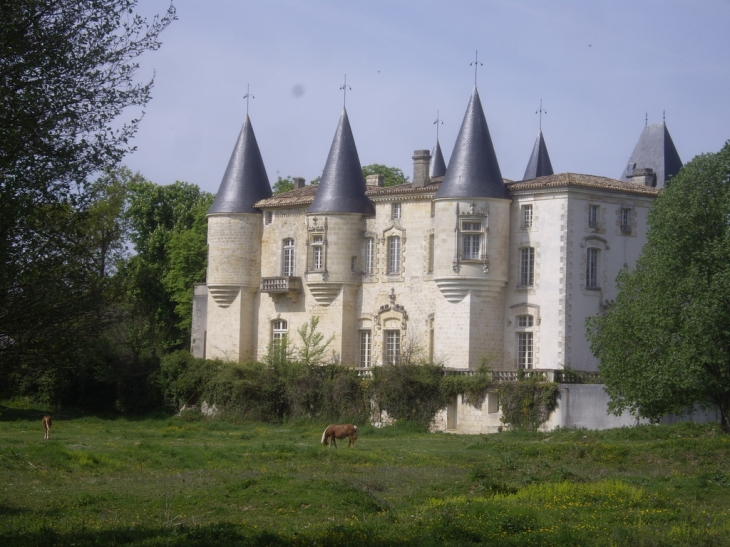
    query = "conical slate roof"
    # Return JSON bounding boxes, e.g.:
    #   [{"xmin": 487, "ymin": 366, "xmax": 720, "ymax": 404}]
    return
[
  {"xmin": 429, "ymin": 140, "xmax": 447, "ymax": 178},
  {"xmin": 435, "ymin": 86, "xmax": 507, "ymax": 200},
  {"xmin": 208, "ymin": 115, "xmax": 272, "ymax": 214},
  {"xmin": 522, "ymin": 130, "xmax": 554, "ymax": 180},
  {"xmin": 620, "ymin": 123, "xmax": 682, "ymax": 188},
  {"xmin": 308, "ymin": 108, "xmax": 374, "ymax": 215}
]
